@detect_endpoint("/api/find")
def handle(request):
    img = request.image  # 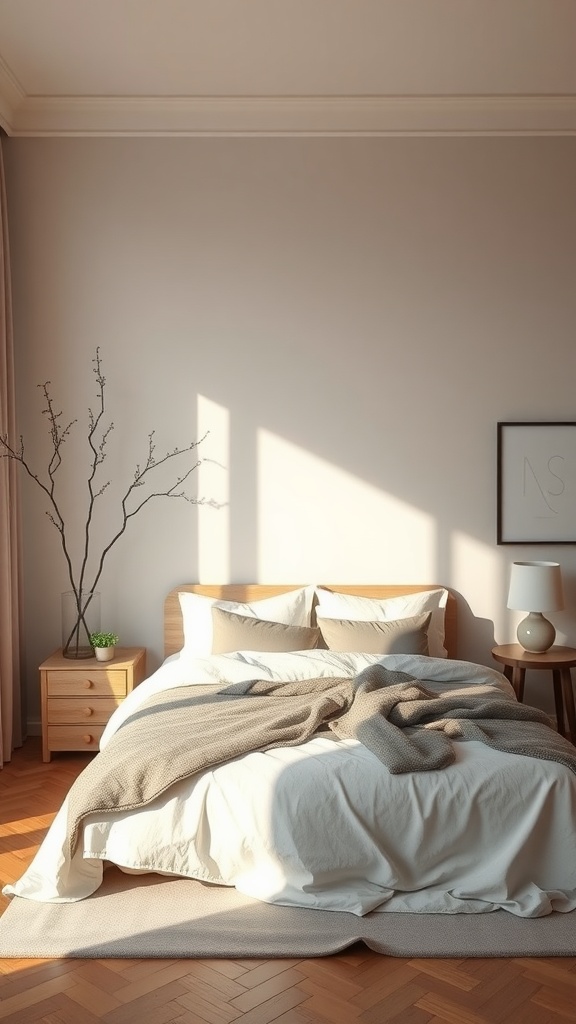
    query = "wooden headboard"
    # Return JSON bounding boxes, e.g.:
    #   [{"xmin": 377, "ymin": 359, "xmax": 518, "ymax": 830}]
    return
[{"xmin": 164, "ymin": 584, "xmax": 457, "ymax": 659}]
